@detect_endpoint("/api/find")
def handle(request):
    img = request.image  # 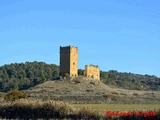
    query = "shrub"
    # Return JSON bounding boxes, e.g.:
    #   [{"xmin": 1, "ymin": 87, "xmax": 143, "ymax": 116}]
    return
[
  {"xmin": 132, "ymin": 93, "xmax": 139, "ymax": 96},
  {"xmin": 90, "ymin": 82, "xmax": 95, "ymax": 85},
  {"xmin": 111, "ymin": 91, "xmax": 118, "ymax": 95},
  {"xmin": 4, "ymin": 90, "xmax": 27, "ymax": 101},
  {"xmin": 103, "ymin": 94, "xmax": 119, "ymax": 101},
  {"xmin": 0, "ymin": 100, "xmax": 75, "ymax": 119},
  {"xmin": 86, "ymin": 89, "xmax": 94, "ymax": 92},
  {"xmin": 64, "ymin": 73, "xmax": 70, "ymax": 78},
  {"xmin": 0, "ymin": 92, "xmax": 4, "ymax": 97},
  {"xmin": 74, "ymin": 80, "xmax": 81, "ymax": 84},
  {"xmin": 120, "ymin": 93, "xmax": 127, "ymax": 96},
  {"xmin": 77, "ymin": 107, "xmax": 103, "ymax": 119},
  {"xmin": 59, "ymin": 72, "xmax": 70, "ymax": 78}
]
